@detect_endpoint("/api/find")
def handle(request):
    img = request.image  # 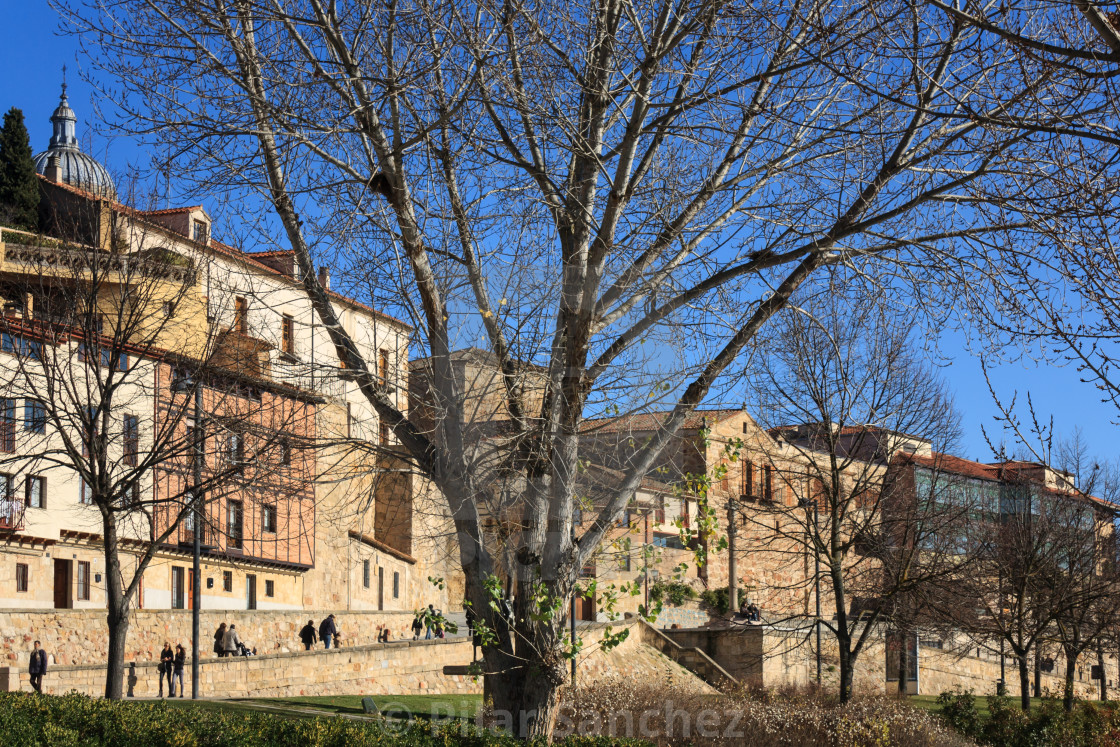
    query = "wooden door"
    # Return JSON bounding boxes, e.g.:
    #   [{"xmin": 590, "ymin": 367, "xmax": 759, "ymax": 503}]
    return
[
  {"xmin": 377, "ymin": 566, "xmax": 385, "ymax": 611},
  {"xmin": 53, "ymin": 559, "xmax": 72, "ymax": 609},
  {"xmin": 246, "ymin": 574, "xmax": 257, "ymax": 610}
]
